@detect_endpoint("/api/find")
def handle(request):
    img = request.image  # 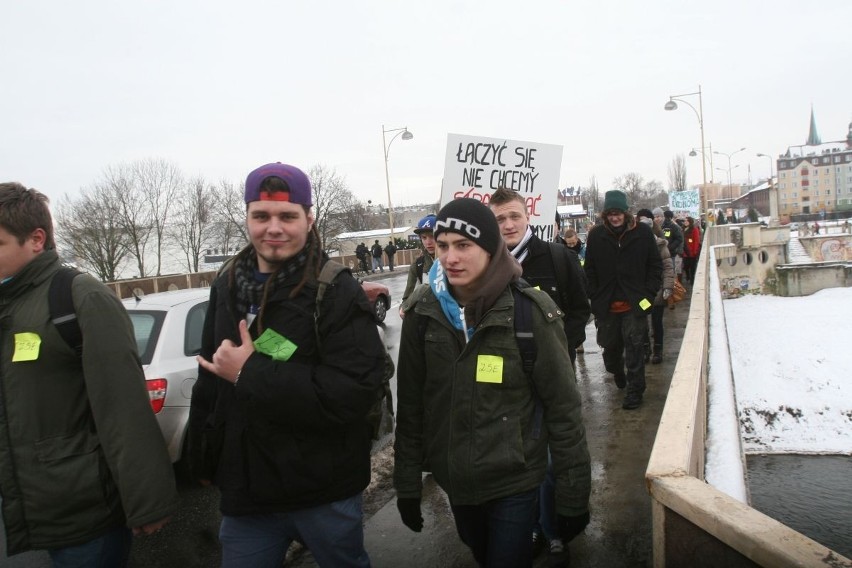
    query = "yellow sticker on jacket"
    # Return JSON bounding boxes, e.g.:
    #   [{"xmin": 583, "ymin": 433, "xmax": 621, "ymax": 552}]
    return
[
  {"xmin": 13, "ymin": 333, "xmax": 41, "ymax": 362},
  {"xmin": 639, "ymin": 298, "xmax": 652, "ymax": 311},
  {"xmin": 476, "ymin": 355, "xmax": 503, "ymax": 383}
]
